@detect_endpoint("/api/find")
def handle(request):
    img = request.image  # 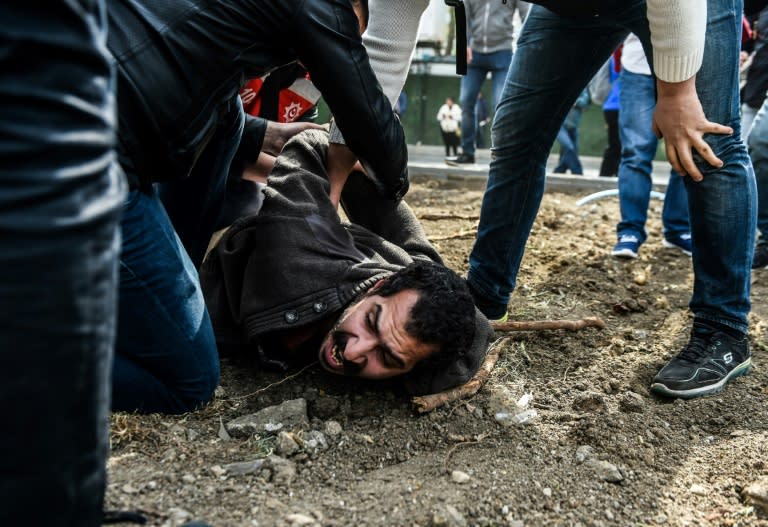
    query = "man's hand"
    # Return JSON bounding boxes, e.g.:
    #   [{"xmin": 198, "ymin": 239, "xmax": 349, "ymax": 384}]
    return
[
  {"xmin": 326, "ymin": 142, "xmax": 362, "ymax": 209},
  {"xmin": 242, "ymin": 152, "xmax": 276, "ymax": 184},
  {"xmin": 262, "ymin": 120, "xmax": 325, "ymax": 156},
  {"xmin": 652, "ymin": 76, "xmax": 733, "ymax": 182}
]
